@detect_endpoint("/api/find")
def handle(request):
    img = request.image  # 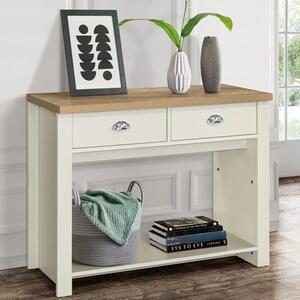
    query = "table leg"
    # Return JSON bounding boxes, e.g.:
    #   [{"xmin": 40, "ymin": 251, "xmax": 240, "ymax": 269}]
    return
[{"xmin": 56, "ymin": 114, "xmax": 73, "ymax": 297}]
